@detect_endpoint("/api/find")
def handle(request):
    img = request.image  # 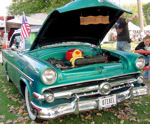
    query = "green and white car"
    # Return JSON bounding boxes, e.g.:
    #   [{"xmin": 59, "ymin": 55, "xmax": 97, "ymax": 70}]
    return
[{"xmin": 2, "ymin": 0, "xmax": 148, "ymax": 121}]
